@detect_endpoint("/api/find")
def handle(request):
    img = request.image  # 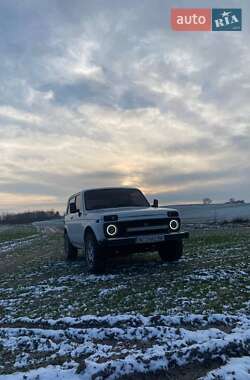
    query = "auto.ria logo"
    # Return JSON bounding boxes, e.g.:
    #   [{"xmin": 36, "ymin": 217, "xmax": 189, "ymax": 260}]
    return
[
  {"xmin": 171, "ymin": 8, "xmax": 242, "ymax": 31},
  {"xmin": 212, "ymin": 9, "xmax": 242, "ymax": 31}
]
